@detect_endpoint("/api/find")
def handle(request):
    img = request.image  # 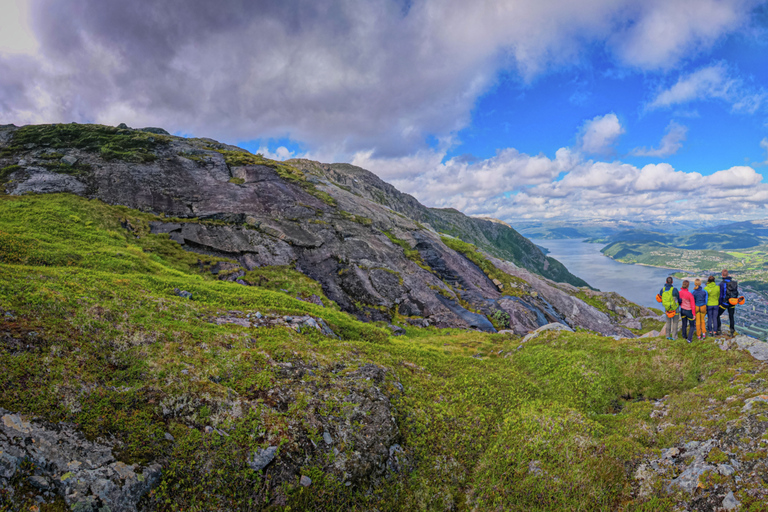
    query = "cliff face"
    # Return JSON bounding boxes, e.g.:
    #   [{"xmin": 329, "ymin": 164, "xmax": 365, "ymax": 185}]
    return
[
  {"xmin": 0, "ymin": 123, "xmax": 648, "ymax": 336},
  {"xmin": 288, "ymin": 160, "xmax": 589, "ymax": 288}
]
